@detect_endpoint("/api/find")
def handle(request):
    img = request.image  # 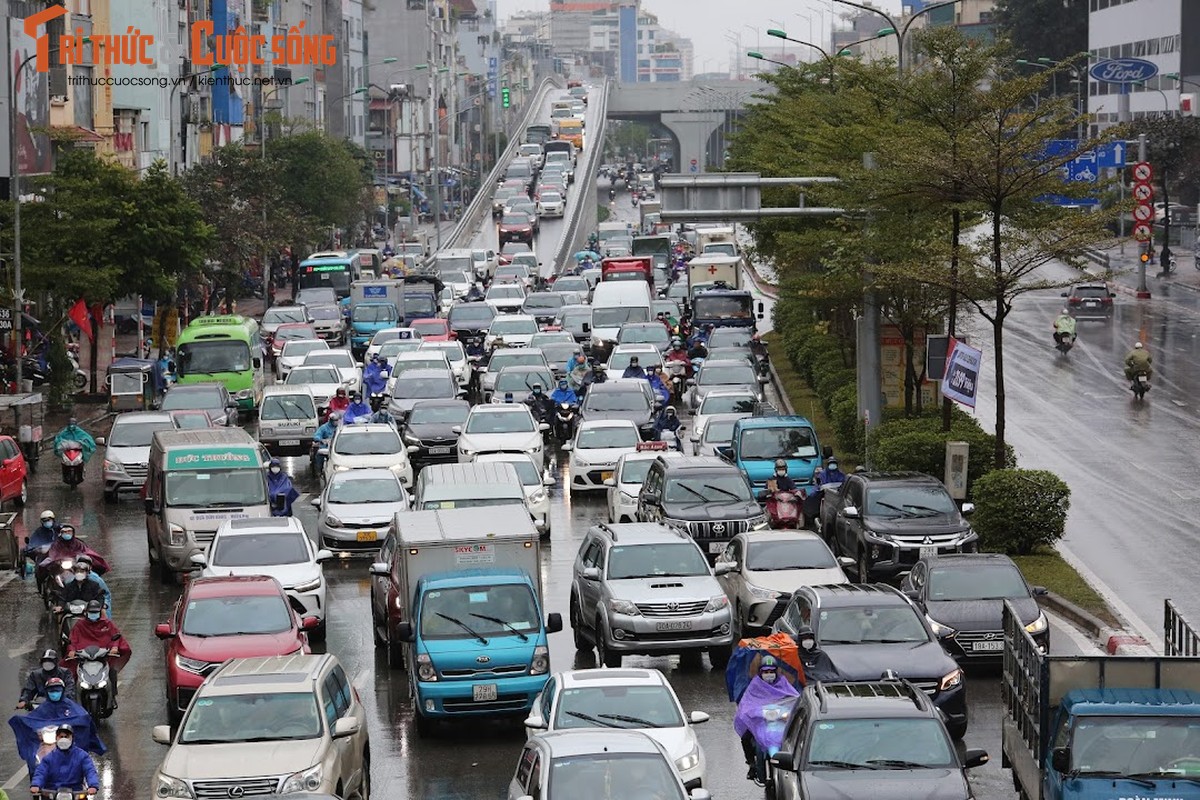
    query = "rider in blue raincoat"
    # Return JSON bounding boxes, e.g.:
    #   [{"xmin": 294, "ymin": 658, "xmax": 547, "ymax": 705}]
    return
[
  {"xmin": 9, "ymin": 678, "xmax": 106, "ymax": 776},
  {"xmin": 267, "ymin": 458, "xmax": 300, "ymax": 517},
  {"xmin": 342, "ymin": 393, "xmax": 373, "ymax": 425}
]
